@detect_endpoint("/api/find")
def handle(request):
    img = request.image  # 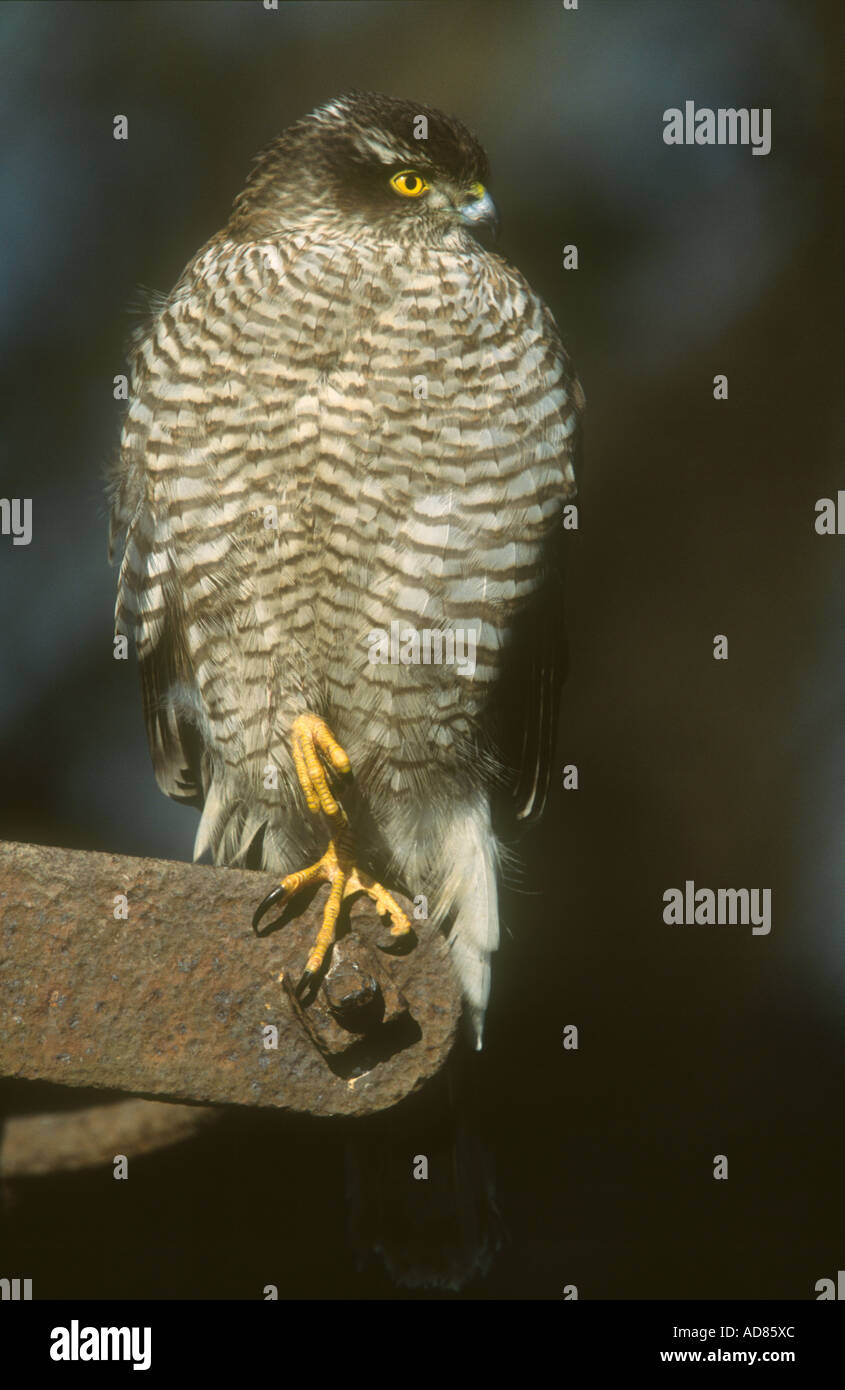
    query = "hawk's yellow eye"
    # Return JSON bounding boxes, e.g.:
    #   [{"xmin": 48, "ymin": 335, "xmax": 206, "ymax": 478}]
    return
[{"xmin": 389, "ymin": 170, "xmax": 429, "ymax": 198}]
